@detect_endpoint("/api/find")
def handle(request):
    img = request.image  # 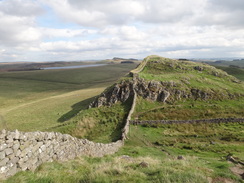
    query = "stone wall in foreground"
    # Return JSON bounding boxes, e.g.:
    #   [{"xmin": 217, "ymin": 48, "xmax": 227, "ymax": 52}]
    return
[{"xmin": 0, "ymin": 130, "xmax": 123, "ymax": 179}]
